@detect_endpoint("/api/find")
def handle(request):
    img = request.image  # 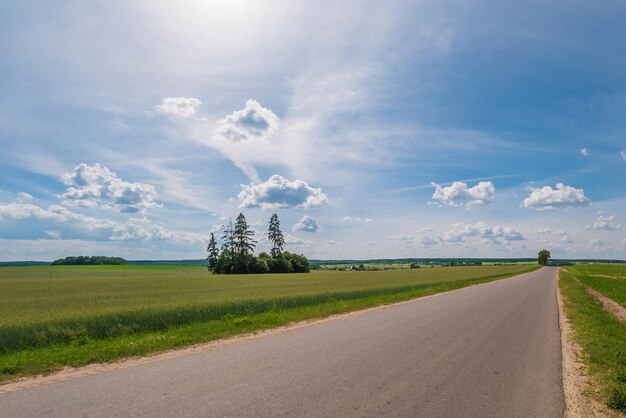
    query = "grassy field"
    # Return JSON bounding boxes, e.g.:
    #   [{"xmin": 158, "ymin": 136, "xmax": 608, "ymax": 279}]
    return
[
  {"xmin": 560, "ymin": 266, "xmax": 626, "ymax": 413},
  {"xmin": 0, "ymin": 264, "xmax": 537, "ymax": 382},
  {"xmin": 566, "ymin": 264, "xmax": 626, "ymax": 308}
]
